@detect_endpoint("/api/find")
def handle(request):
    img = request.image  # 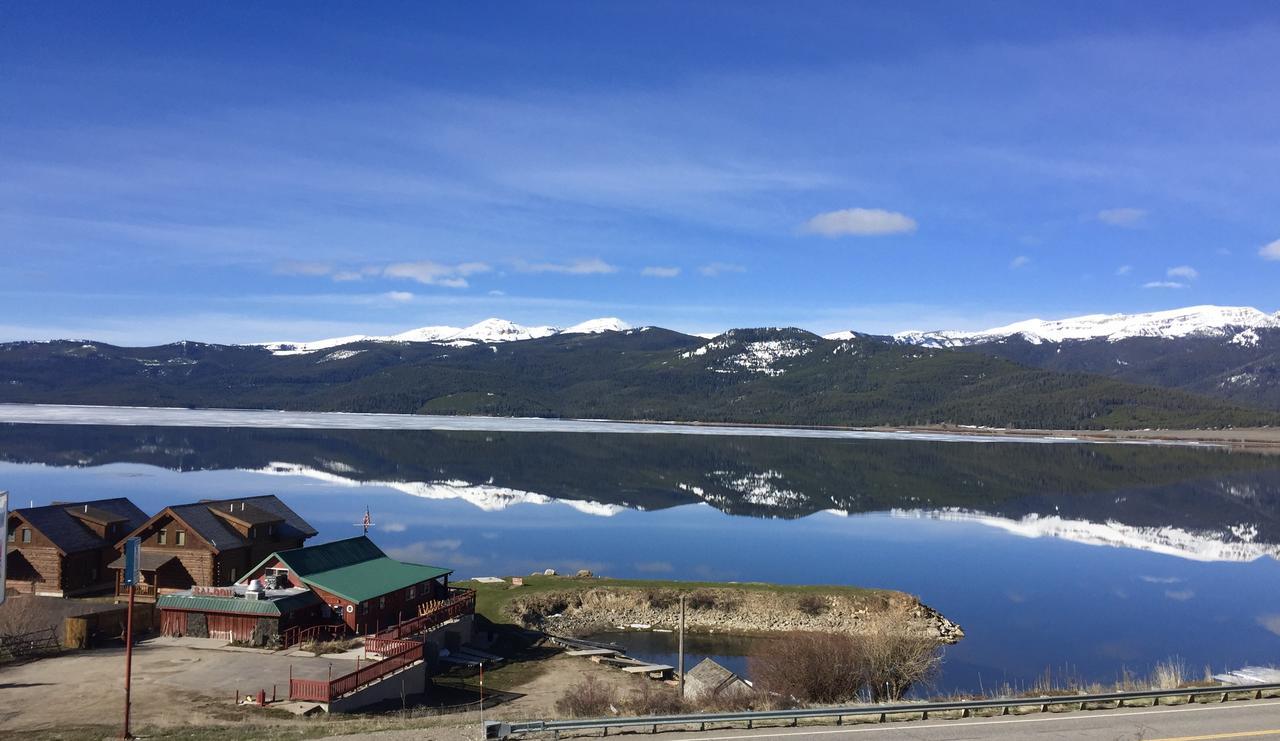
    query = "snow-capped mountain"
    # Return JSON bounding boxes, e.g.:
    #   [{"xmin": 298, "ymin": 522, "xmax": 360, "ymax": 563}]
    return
[
  {"xmin": 885, "ymin": 305, "xmax": 1280, "ymax": 348},
  {"xmin": 262, "ymin": 317, "xmax": 630, "ymax": 355}
]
